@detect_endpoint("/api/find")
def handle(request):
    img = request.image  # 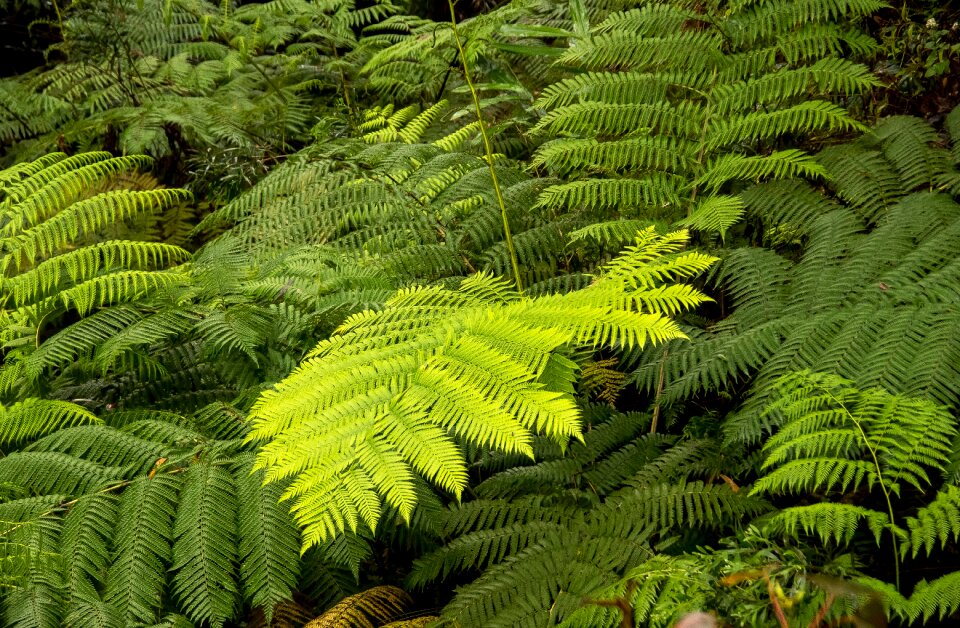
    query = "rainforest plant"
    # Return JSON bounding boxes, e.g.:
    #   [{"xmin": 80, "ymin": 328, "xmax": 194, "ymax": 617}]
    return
[
  {"xmin": 0, "ymin": 402, "xmax": 344, "ymax": 628},
  {"xmin": 248, "ymin": 228, "xmax": 716, "ymax": 547},
  {"xmin": 5, "ymin": 0, "xmax": 960, "ymax": 626},
  {"xmin": 631, "ymin": 109, "xmax": 960, "ymax": 442},
  {"xmin": 531, "ymin": 0, "xmax": 881, "ymax": 238},
  {"xmin": 0, "ymin": 0, "xmax": 397, "ymax": 173}
]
